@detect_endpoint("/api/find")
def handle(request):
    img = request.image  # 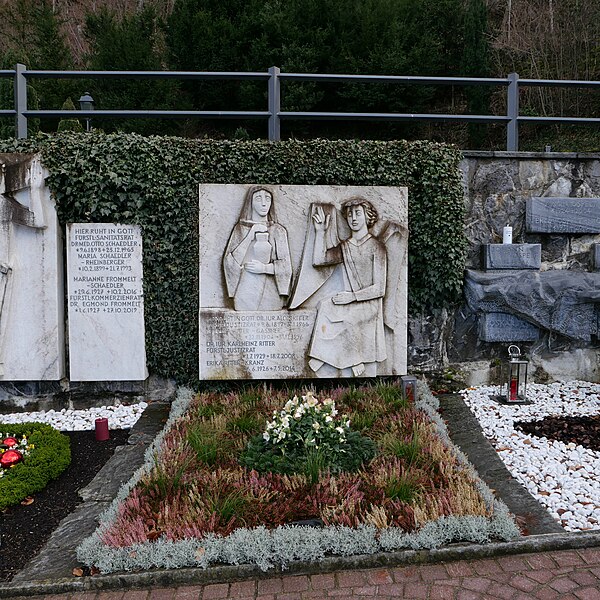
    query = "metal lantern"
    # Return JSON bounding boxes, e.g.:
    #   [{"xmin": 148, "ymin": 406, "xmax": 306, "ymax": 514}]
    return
[
  {"xmin": 401, "ymin": 375, "xmax": 417, "ymax": 402},
  {"xmin": 506, "ymin": 344, "xmax": 528, "ymax": 403}
]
